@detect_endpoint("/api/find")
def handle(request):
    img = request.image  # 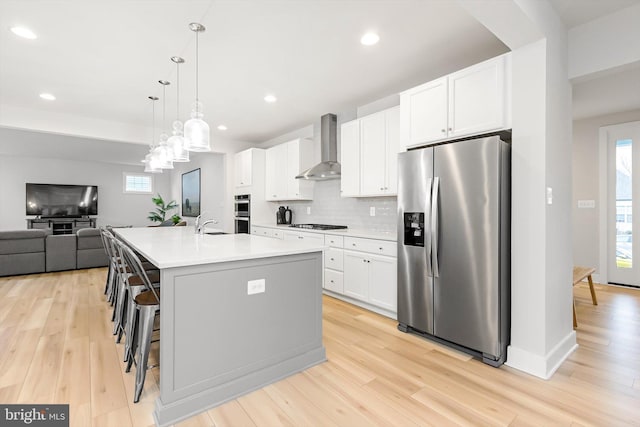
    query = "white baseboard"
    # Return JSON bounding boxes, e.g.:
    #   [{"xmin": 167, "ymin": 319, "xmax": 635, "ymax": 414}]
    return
[{"xmin": 505, "ymin": 331, "xmax": 577, "ymax": 379}]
